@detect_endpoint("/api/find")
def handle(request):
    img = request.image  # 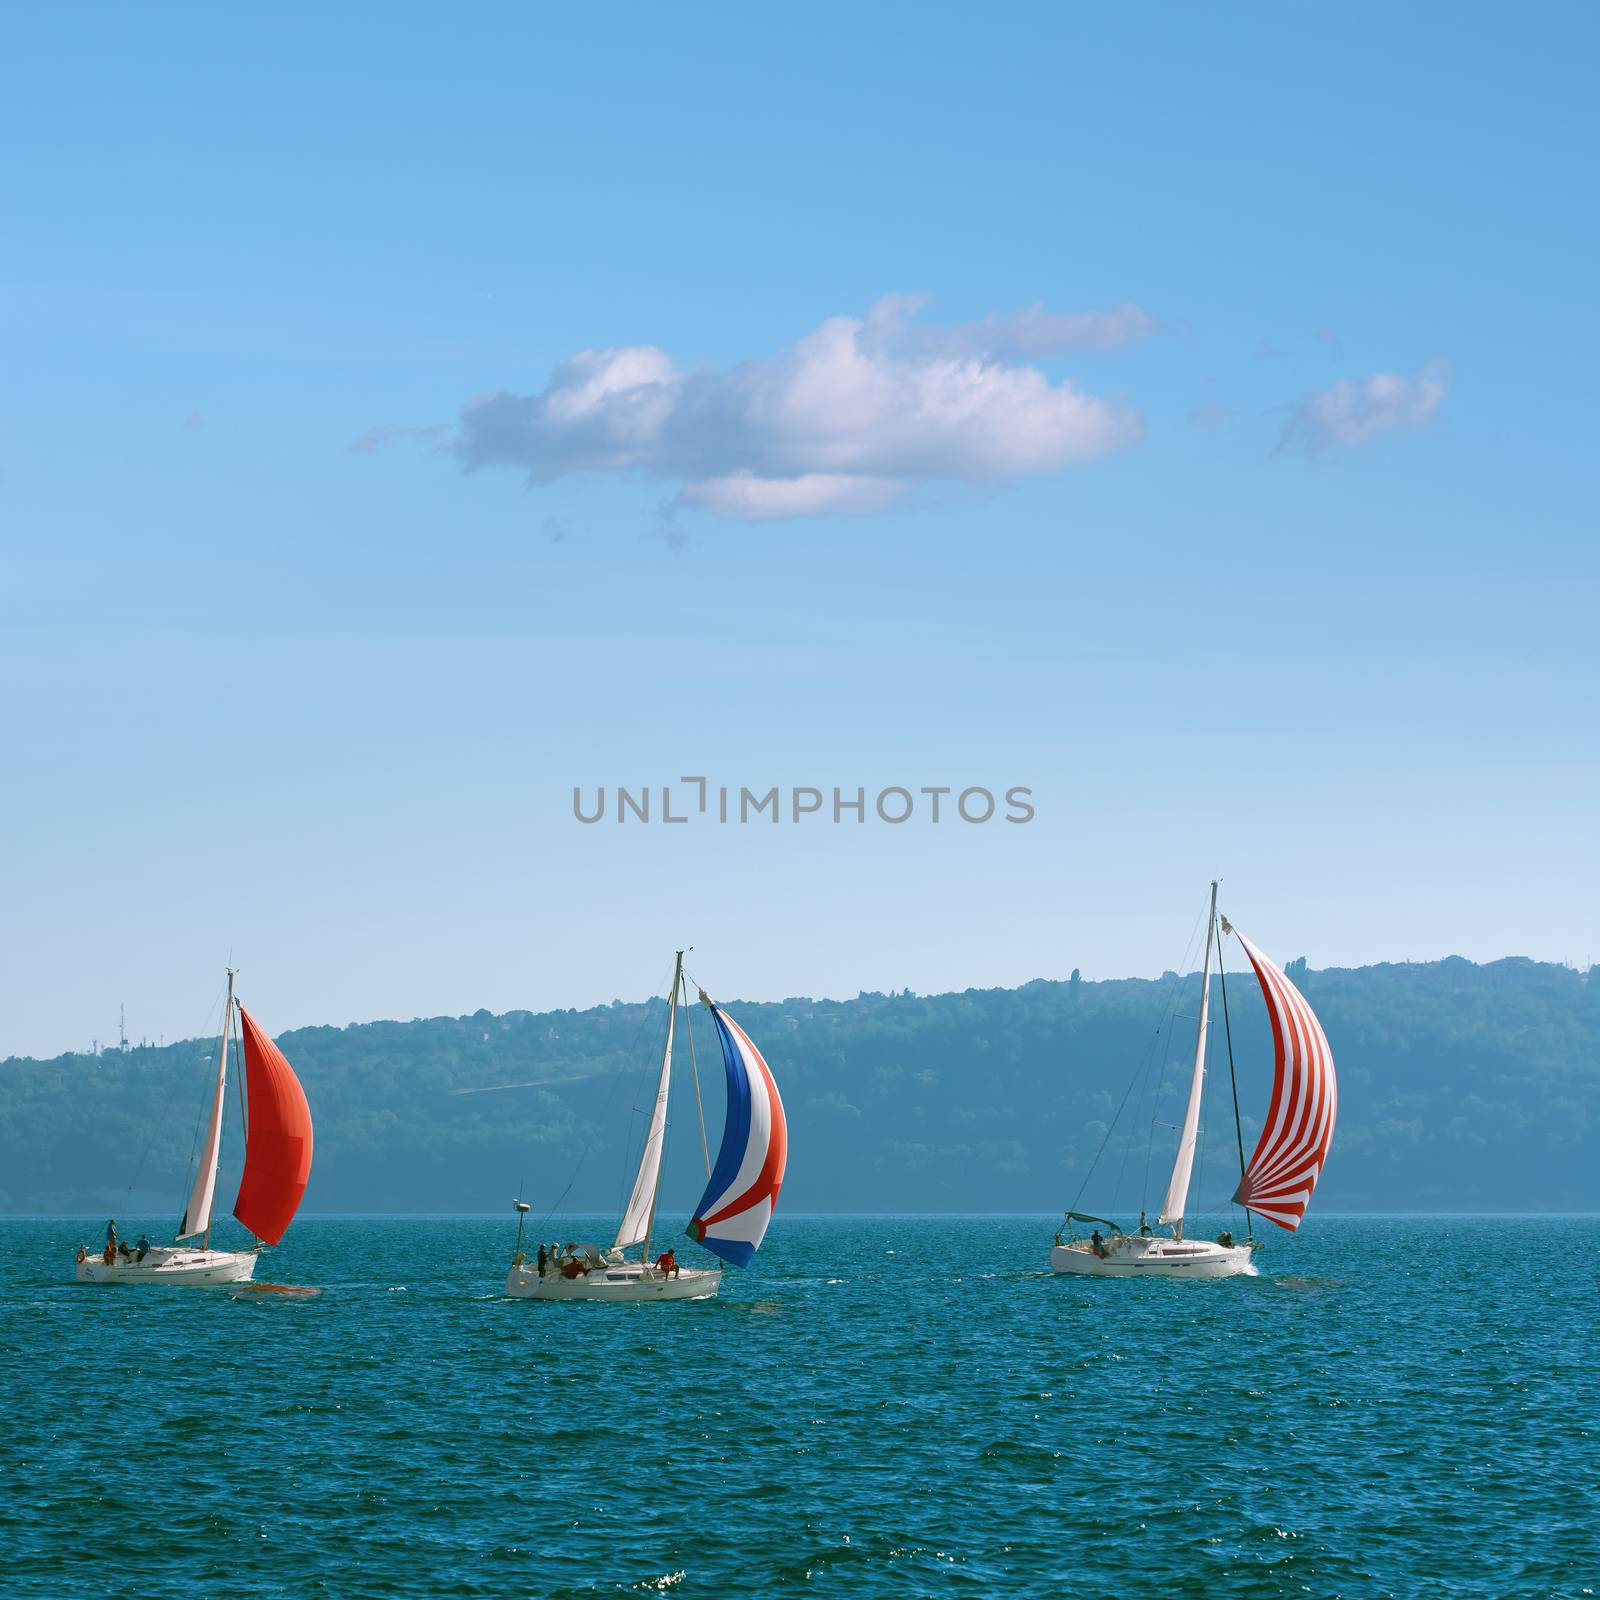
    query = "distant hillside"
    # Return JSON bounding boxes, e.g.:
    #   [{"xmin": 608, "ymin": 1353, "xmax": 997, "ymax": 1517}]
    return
[{"xmin": 3, "ymin": 957, "xmax": 1596, "ymax": 1219}]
